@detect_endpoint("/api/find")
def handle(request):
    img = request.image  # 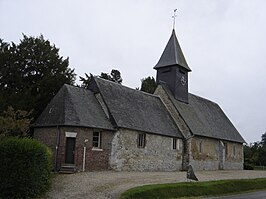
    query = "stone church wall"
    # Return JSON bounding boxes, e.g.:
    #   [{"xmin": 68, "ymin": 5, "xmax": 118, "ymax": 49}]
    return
[
  {"xmin": 189, "ymin": 137, "xmax": 219, "ymax": 170},
  {"xmin": 34, "ymin": 127, "xmax": 114, "ymax": 171},
  {"xmin": 110, "ymin": 129, "xmax": 183, "ymax": 171},
  {"xmin": 189, "ymin": 136, "xmax": 243, "ymax": 170},
  {"xmin": 223, "ymin": 141, "xmax": 243, "ymax": 170}
]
